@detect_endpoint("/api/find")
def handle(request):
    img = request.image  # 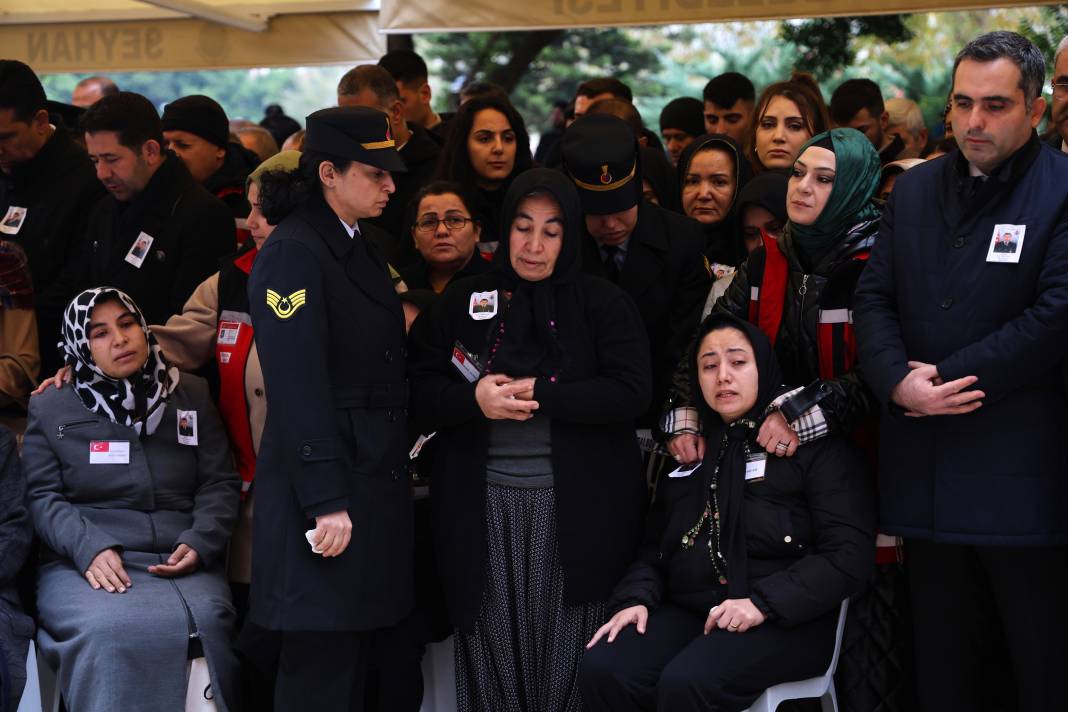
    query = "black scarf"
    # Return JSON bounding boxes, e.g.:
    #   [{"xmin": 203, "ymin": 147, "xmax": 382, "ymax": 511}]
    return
[
  {"xmin": 690, "ymin": 312, "xmax": 785, "ymax": 598},
  {"xmin": 638, "ymin": 146, "xmax": 681, "ymax": 213},
  {"xmin": 677, "ymin": 134, "xmax": 753, "ymax": 268},
  {"xmin": 488, "ymin": 168, "xmax": 583, "ymax": 378}
]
